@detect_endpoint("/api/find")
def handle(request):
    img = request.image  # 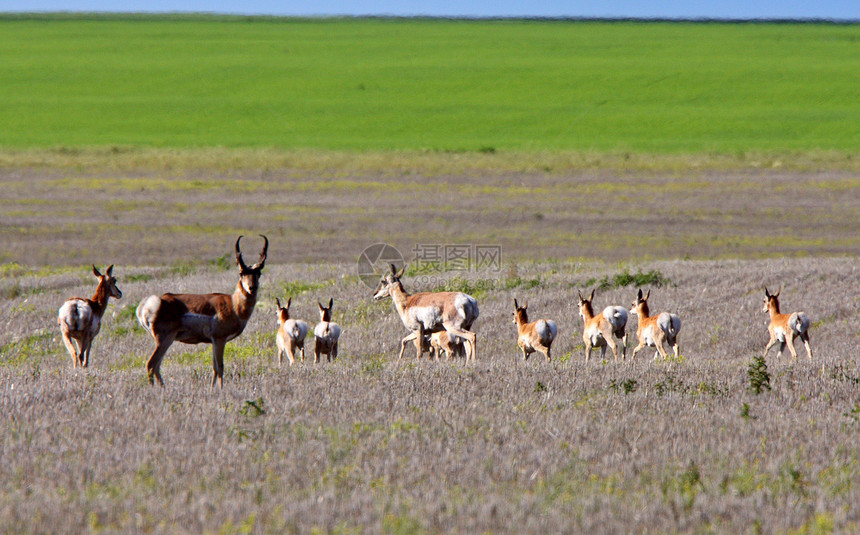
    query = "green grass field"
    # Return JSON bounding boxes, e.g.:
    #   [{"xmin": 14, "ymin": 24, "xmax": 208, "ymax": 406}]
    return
[{"xmin": 1, "ymin": 15, "xmax": 858, "ymax": 154}]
